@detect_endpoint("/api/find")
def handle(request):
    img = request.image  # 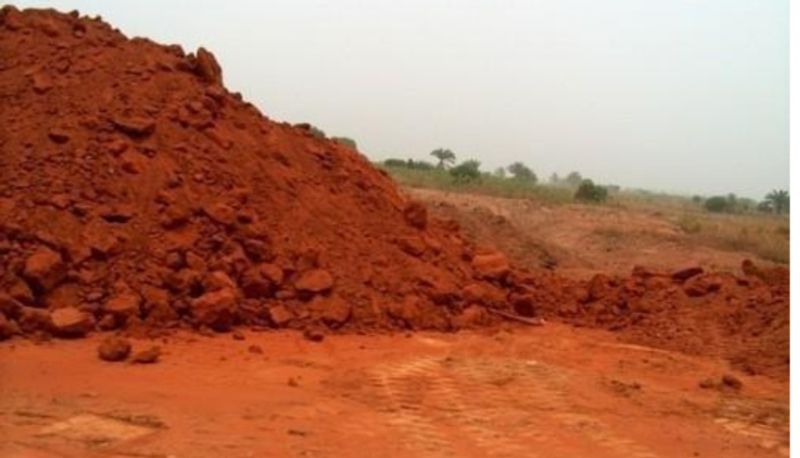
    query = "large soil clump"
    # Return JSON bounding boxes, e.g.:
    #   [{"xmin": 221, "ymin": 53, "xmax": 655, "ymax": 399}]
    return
[{"xmin": 0, "ymin": 7, "xmax": 554, "ymax": 337}]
